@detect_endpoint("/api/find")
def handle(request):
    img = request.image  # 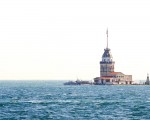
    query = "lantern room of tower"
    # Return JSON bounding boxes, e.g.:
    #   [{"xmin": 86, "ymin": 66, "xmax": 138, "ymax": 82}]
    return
[{"xmin": 102, "ymin": 48, "xmax": 113, "ymax": 62}]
